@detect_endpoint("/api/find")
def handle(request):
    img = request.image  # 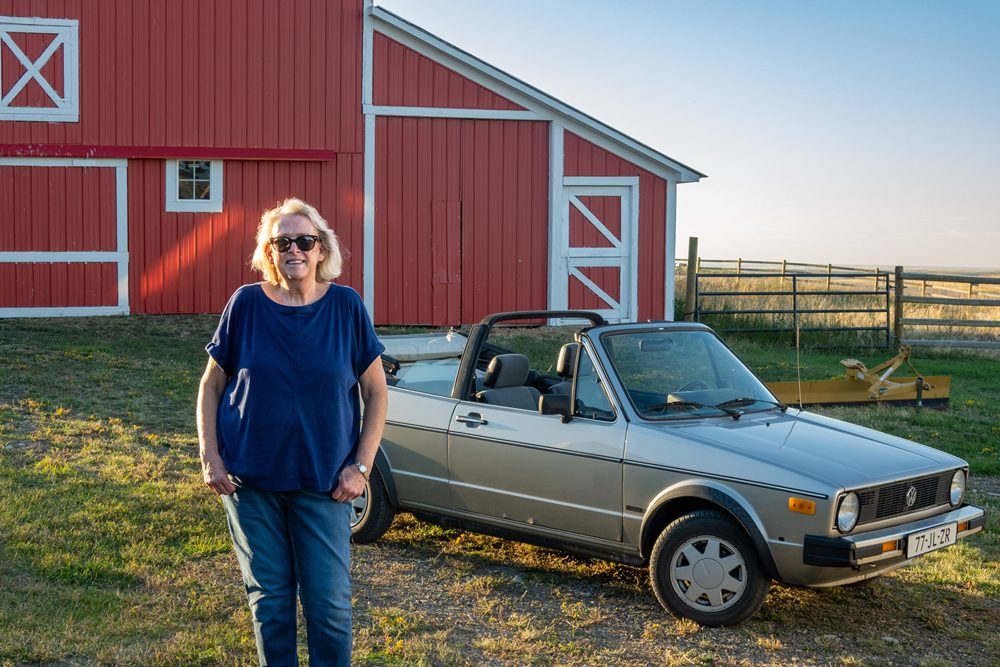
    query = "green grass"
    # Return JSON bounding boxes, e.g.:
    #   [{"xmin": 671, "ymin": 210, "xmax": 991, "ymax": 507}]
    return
[
  {"xmin": 728, "ymin": 338, "xmax": 1000, "ymax": 476},
  {"xmin": 0, "ymin": 315, "xmax": 997, "ymax": 665}
]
